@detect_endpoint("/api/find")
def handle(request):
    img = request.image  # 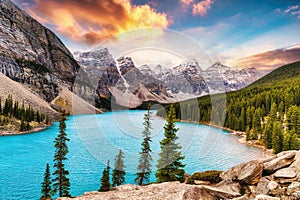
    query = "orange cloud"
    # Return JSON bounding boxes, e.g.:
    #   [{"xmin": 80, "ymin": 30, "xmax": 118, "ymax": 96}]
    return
[
  {"xmin": 27, "ymin": 0, "xmax": 169, "ymax": 45},
  {"xmin": 192, "ymin": 0, "xmax": 214, "ymax": 16}
]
